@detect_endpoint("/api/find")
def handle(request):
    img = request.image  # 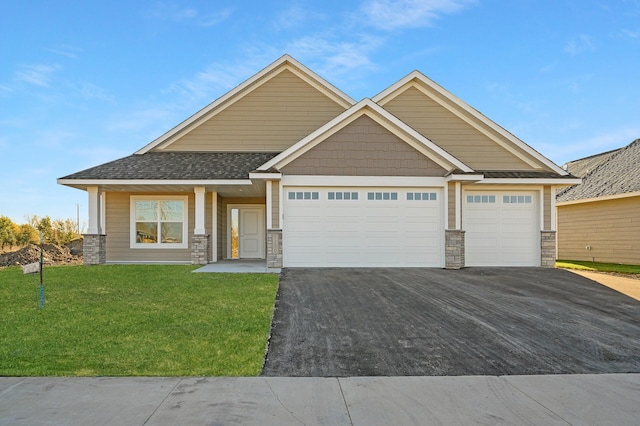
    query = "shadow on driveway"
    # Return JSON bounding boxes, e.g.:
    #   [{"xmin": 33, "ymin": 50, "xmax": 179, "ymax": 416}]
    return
[{"xmin": 262, "ymin": 268, "xmax": 640, "ymax": 377}]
